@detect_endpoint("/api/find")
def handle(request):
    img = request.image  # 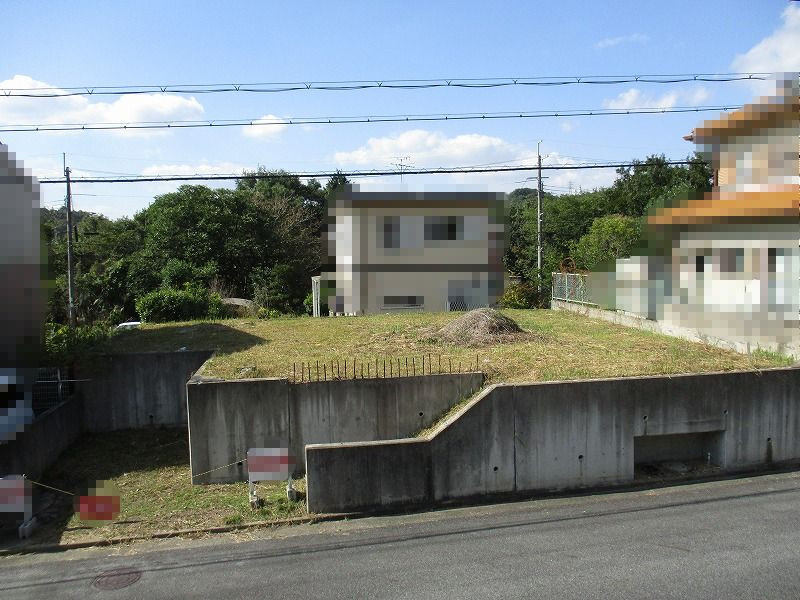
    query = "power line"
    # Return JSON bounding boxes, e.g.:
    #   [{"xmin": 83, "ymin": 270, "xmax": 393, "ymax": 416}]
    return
[
  {"xmin": 1, "ymin": 104, "xmax": 744, "ymax": 133},
  {"xmin": 0, "ymin": 72, "xmax": 777, "ymax": 97},
  {"xmin": 37, "ymin": 159, "xmax": 705, "ymax": 184}
]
